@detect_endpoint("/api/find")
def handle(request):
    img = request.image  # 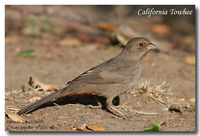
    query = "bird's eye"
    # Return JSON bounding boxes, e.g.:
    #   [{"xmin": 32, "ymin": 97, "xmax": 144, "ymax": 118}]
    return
[{"xmin": 138, "ymin": 42, "xmax": 144, "ymax": 47}]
